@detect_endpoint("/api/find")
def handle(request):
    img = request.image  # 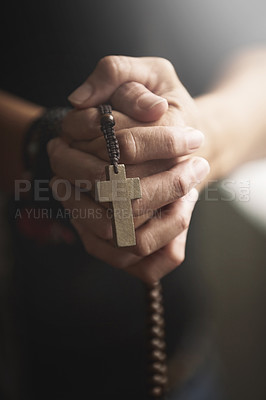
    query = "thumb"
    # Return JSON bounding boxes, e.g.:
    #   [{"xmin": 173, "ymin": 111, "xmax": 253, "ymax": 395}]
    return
[
  {"xmin": 67, "ymin": 56, "xmax": 177, "ymax": 110},
  {"xmin": 110, "ymin": 82, "xmax": 168, "ymax": 122}
]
